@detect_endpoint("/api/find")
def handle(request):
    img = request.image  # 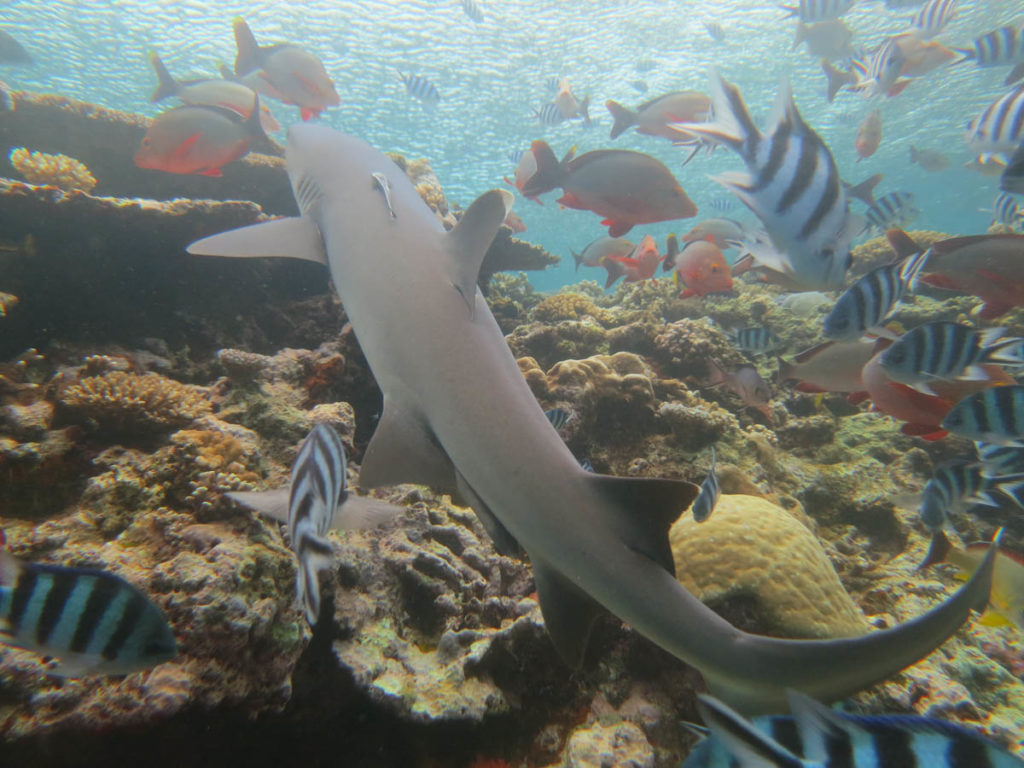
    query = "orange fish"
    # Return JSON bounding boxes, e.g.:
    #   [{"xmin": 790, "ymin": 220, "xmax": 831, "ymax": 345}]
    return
[
  {"xmin": 855, "ymin": 109, "xmax": 882, "ymax": 161},
  {"xmin": 523, "ymin": 140, "xmax": 697, "ymax": 236},
  {"xmin": 673, "ymin": 237, "xmax": 733, "ymax": 298},
  {"xmin": 232, "ymin": 17, "xmax": 339, "ymax": 121},
  {"xmin": 134, "ymin": 97, "xmax": 272, "ymax": 177},
  {"xmin": 603, "ymin": 234, "xmax": 662, "ymax": 288},
  {"xmin": 553, "ymin": 77, "xmax": 591, "ymax": 125}
]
